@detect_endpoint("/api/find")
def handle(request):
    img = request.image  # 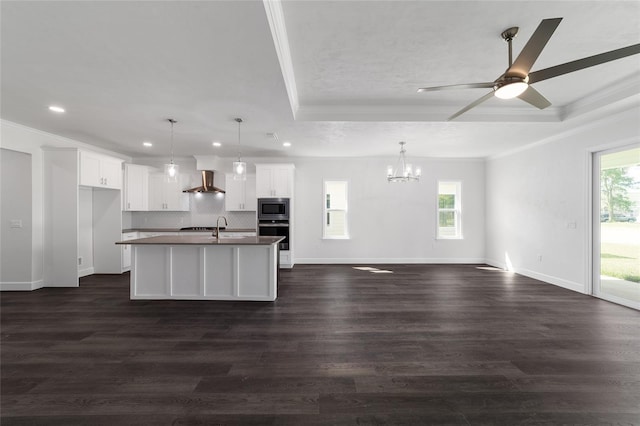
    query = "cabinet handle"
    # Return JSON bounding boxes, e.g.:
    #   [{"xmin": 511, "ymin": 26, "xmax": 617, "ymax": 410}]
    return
[
  {"xmin": 127, "ymin": 202, "xmax": 130, "ymax": 209},
  {"xmin": 105, "ymin": 177, "xmax": 108, "ymax": 185}
]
